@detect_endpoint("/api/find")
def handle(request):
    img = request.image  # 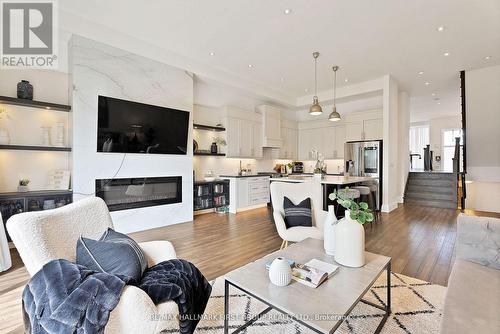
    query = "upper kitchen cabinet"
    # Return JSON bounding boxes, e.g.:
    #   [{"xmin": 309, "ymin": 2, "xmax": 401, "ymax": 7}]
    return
[
  {"xmin": 279, "ymin": 119, "xmax": 298, "ymax": 160},
  {"xmin": 223, "ymin": 106, "xmax": 262, "ymax": 159},
  {"xmin": 362, "ymin": 118, "xmax": 383, "ymax": 140},
  {"xmin": 345, "ymin": 111, "xmax": 383, "ymax": 142},
  {"xmin": 256, "ymin": 105, "xmax": 282, "ymax": 148}
]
